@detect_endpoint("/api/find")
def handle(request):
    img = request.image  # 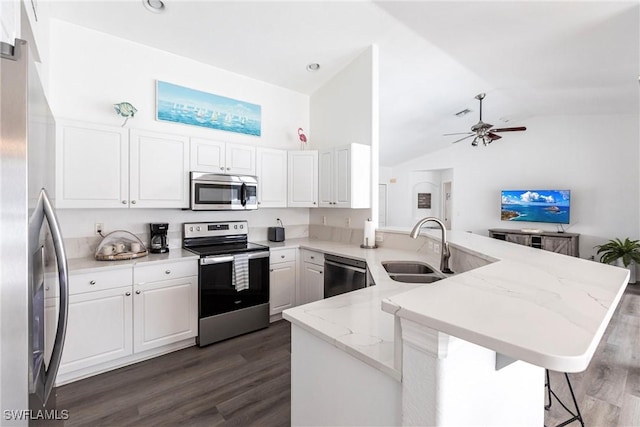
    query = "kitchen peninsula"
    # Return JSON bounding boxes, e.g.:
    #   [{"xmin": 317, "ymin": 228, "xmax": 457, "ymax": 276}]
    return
[{"xmin": 283, "ymin": 230, "xmax": 629, "ymax": 426}]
